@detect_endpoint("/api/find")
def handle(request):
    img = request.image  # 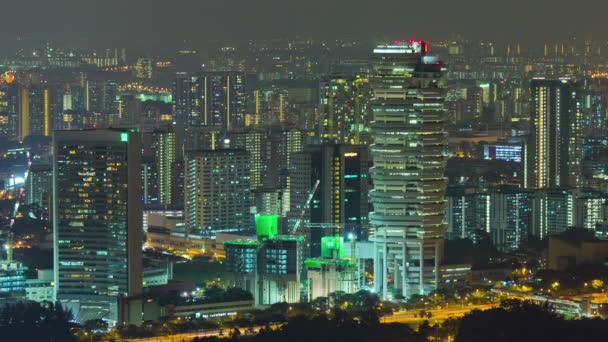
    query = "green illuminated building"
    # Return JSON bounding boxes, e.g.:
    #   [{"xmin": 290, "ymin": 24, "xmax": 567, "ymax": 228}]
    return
[
  {"xmin": 305, "ymin": 237, "xmax": 357, "ymax": 301},
  {"xmin": 321, "ymin": 236, "xmax": 344, "ymax": 259},
  {"xmin": 255, "ymin": 214, "xmax": 278, "ymax": 238}
]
